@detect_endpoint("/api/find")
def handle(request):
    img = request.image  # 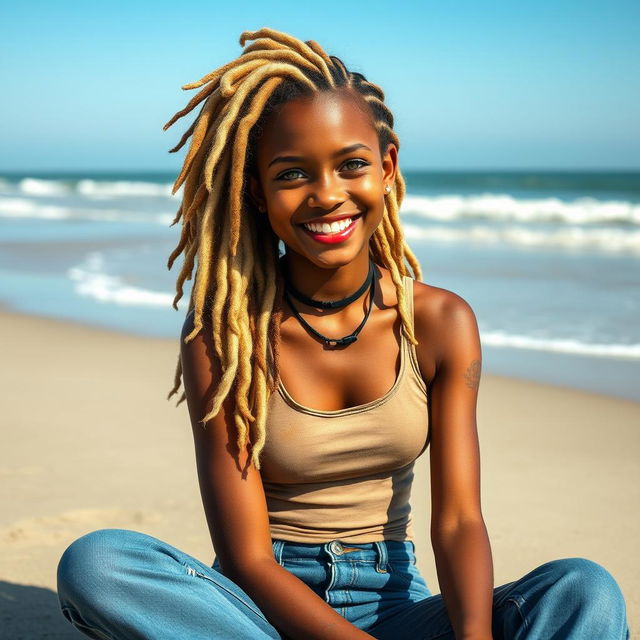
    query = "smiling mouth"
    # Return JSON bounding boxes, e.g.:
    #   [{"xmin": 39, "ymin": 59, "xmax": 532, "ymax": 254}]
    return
[{"xmin": 298, "ymin": 213, "xmax": 363, "ymax": 235}]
